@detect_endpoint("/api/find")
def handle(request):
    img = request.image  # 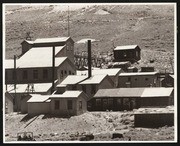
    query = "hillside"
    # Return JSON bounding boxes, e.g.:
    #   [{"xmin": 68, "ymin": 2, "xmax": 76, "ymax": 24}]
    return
[
  {"xmin": 5, "ymin": 111, "xmax": 174, "ymax": 141},
  {"xmin": 4, "ymin": 4, "xmax": 175, "ymax": 72}
]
